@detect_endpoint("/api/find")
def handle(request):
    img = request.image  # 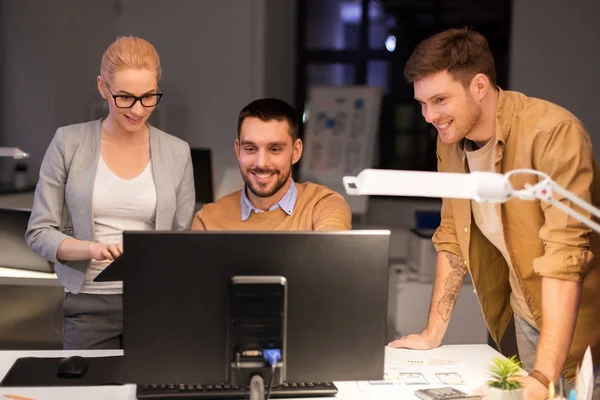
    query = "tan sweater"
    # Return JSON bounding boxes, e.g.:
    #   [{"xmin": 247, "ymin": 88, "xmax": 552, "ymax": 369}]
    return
[{"xmin": 192, "ymin": 182, "xmax": 351, "ymax": 231}]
